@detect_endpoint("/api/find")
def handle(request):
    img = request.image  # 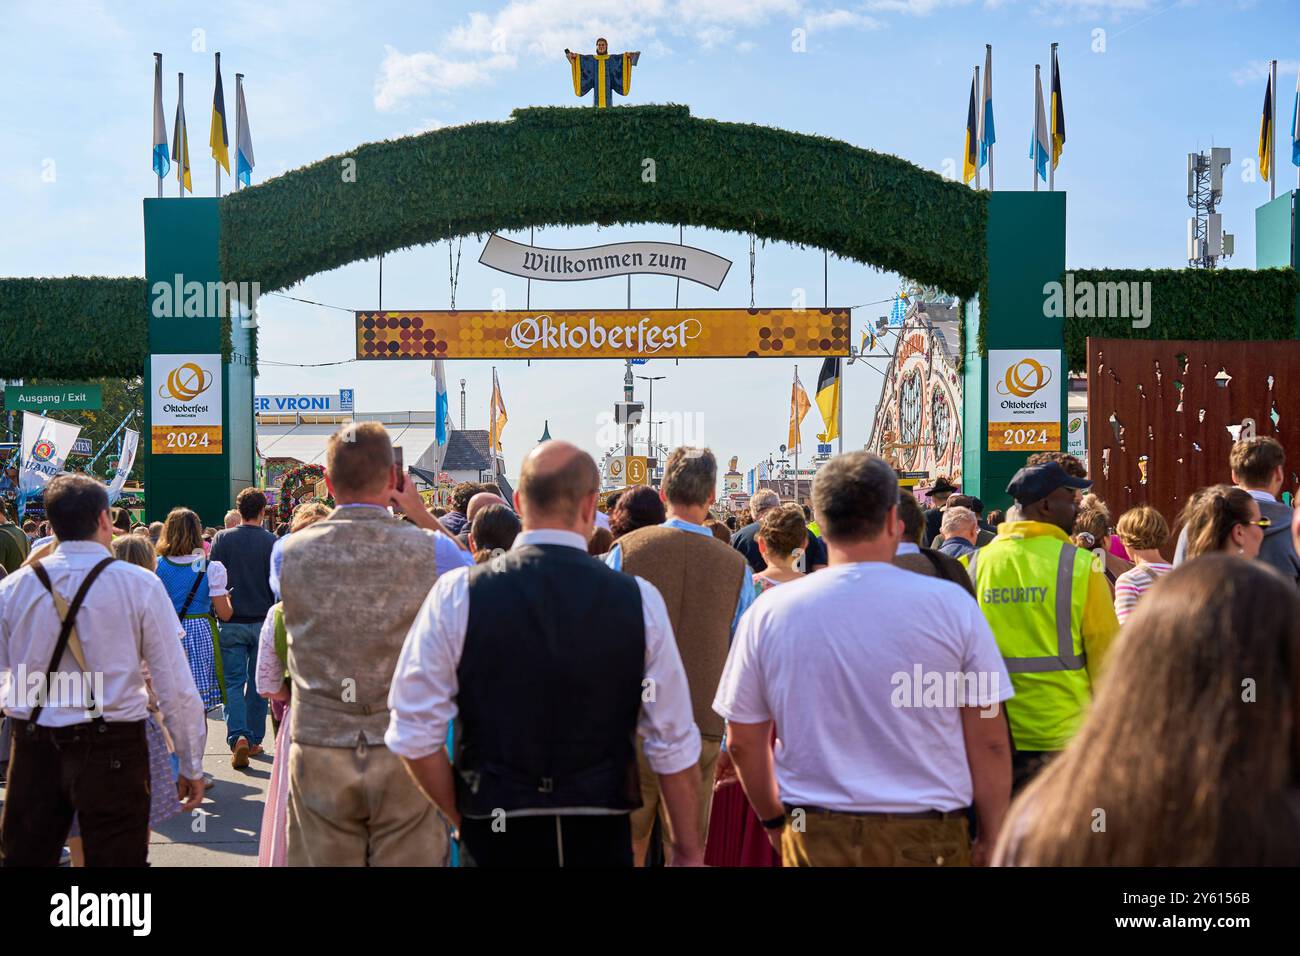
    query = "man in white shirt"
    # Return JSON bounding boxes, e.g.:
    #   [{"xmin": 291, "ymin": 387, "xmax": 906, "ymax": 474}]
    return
[
  {"xmin": 387, "ymin": 441, "xmax": 704, "ymax": 867},
  {"xmin": 0, "ymin": 475, "xmax": 207, "ymax": 866},
  {"xmin": 714, "ymin": 451, "xmax": 1014, "ymax": 867}
]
